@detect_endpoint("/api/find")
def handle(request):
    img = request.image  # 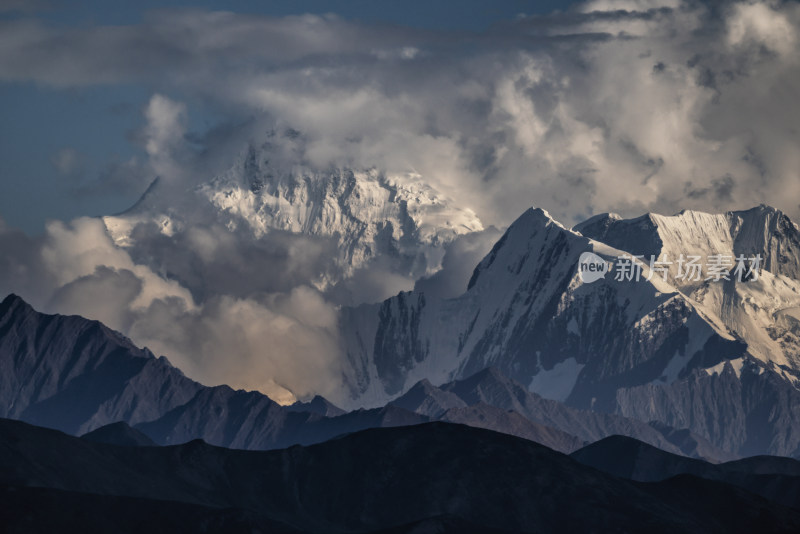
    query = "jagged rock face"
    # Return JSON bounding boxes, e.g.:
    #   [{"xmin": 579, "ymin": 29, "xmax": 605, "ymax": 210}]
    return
[
  {"xmin": 103, "ymin": 141, "xmax": 483, "ymax": 297},
  {"xmin": 730, "ymin": 206, "xmax": 800, "ymax": 281},
  {"xmin": 203, "ymin": 145, "xmax": 483, "ymax": 278},
  {"xmin": 0, "ymin": 293, "xmax": 591, "ymax": 454},
  {"xmin": 0, "ymin": 294, "xmax": 203, "ymax": 434},
  {"xmin": 0, "ymin": 293, "xmax": 431, "ymax": 451},
  {"xmin": 615, "ymin": 361, "xmax": 800, "ymax": 457},
  {"xmin": 0, "ymin": 293, "xmax": 429, "ymax": 450},
  {"xmin": 392, "ymin": 367, "xmax": 729, "ymax": 460}
]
